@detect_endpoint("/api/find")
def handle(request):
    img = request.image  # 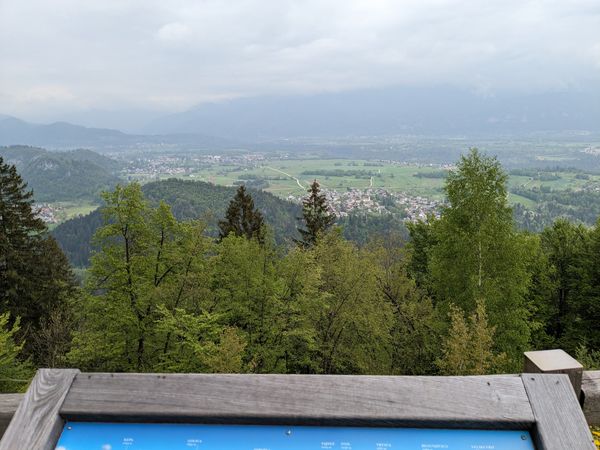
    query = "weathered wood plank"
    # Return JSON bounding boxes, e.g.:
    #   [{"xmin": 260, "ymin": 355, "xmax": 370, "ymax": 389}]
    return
[
  {"xmin": 522, "ymin": 373, "xmax": 595, "ymax": 450},
  {"xmin": 524, "ymin": 349, "xmax": 584, "ymax": 397},
  {"xmin": 582, "ymin": 370, "xmax": 600, "ymax": 426},
  {"xmin": 0, "ymin": 369, "xmax": 79, "ymax": 450},
  {"xmin": 61, "ymin": 373, "xmax": 535, "ymax": 428},
  {"xmin": 0, "ymin": 394, "xmax": 23, "ymax": 438}
]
